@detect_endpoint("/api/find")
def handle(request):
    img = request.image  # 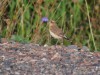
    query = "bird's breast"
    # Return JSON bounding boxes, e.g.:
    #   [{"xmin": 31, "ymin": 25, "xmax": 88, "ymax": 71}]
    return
[{"xmin": 49, "ymin": 30, "xmax": 62, "ymax": 39}]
